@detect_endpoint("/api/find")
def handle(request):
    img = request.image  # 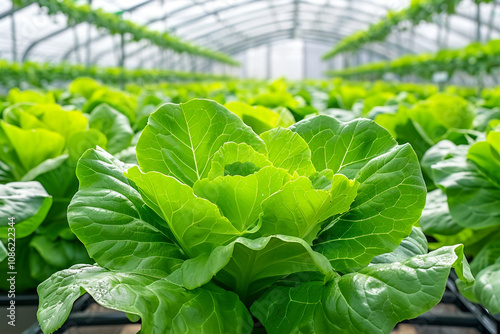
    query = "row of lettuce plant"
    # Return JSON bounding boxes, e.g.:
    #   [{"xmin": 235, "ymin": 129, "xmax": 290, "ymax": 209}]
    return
[
  {"xmin": 14, "ymin": 0, "xmax": 239, "ymax": 65},
  {"xmin": 326, "ymin": 38, "xmax": 500, "ymax": 80},
  {"xmin": 322, "ymin": 0, "xmax": 494, "ymax": 60},
  {"xmin": 0, "ymin": 60, "xmax": 234, "ymax": 88}
]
